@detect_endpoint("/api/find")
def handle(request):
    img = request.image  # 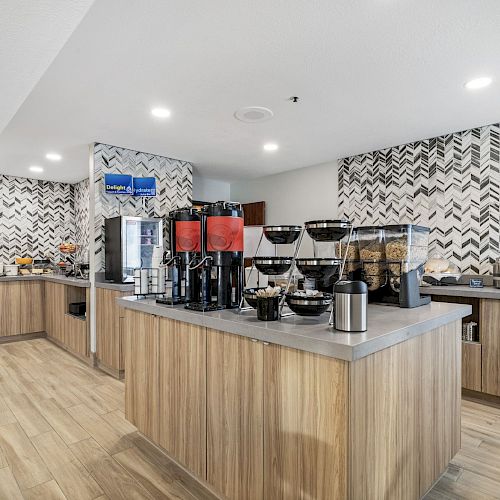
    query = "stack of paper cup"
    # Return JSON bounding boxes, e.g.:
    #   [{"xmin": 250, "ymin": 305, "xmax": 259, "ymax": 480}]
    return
[{"xmin": 152, "ymin": 245, "xmax": 163, "ymax": 269}]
